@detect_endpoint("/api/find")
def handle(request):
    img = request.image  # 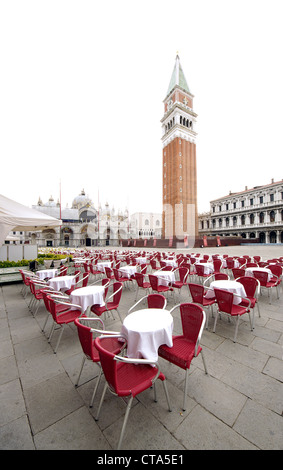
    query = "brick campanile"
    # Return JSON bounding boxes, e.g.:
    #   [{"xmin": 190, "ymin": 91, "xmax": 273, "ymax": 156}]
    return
[{"xmin": 161, "ymin": 55, "xmax": 198, "ymax": 241}]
